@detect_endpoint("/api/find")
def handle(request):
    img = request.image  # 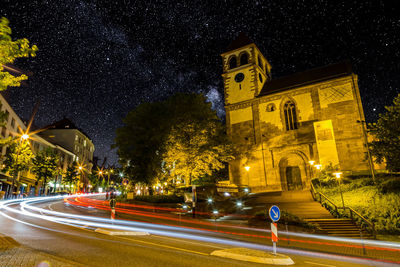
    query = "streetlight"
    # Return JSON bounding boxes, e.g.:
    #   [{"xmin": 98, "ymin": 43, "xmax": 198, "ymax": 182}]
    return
[
  {"xmin": 244, "ymin": 165, "xmax": 250, "ymax": 187},
  {"xmin": 333, "ymin": 172, "xmax": 345, "ymax": 210},
  {"xmin": 308, "ymin": 160, "xmax": 315, "ymax": 180},
  {"xmin": 8, "ymin": 133, "xmax": 30, "ymax": 198},
  {"xmin": 106, "ymin": 168, "xmax": 114, "ymax": 189}
]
